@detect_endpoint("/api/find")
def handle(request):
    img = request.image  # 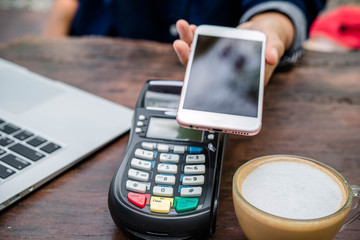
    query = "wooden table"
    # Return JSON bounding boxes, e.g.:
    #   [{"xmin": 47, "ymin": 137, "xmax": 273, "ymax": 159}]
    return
[{"xmin": 0, "ymin": 37, "xmax": 359, "ymax": 239}]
